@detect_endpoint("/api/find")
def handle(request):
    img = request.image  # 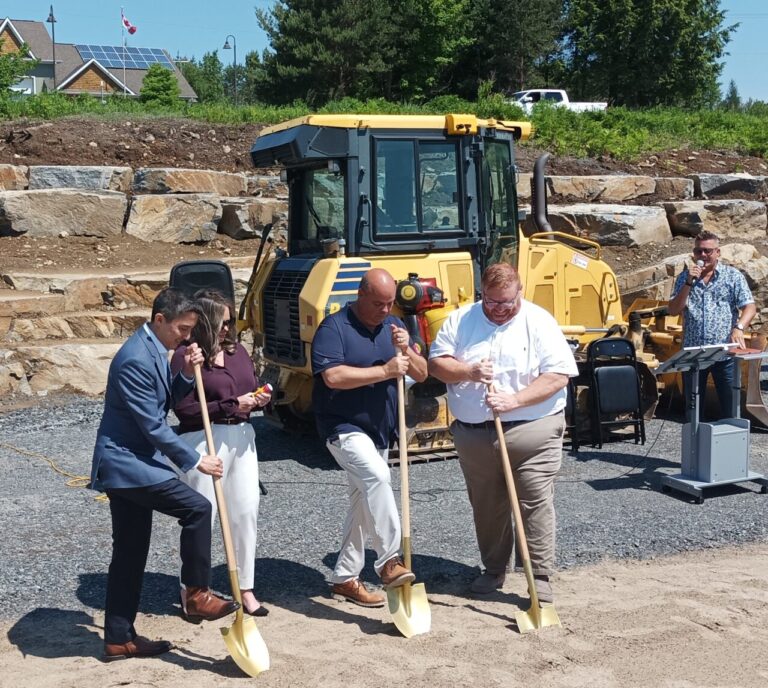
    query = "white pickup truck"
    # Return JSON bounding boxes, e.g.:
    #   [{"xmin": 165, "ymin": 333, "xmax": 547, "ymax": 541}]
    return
[{"xmin": 512, "ymin": 89, "xmax": 608, "ymax": 115}]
